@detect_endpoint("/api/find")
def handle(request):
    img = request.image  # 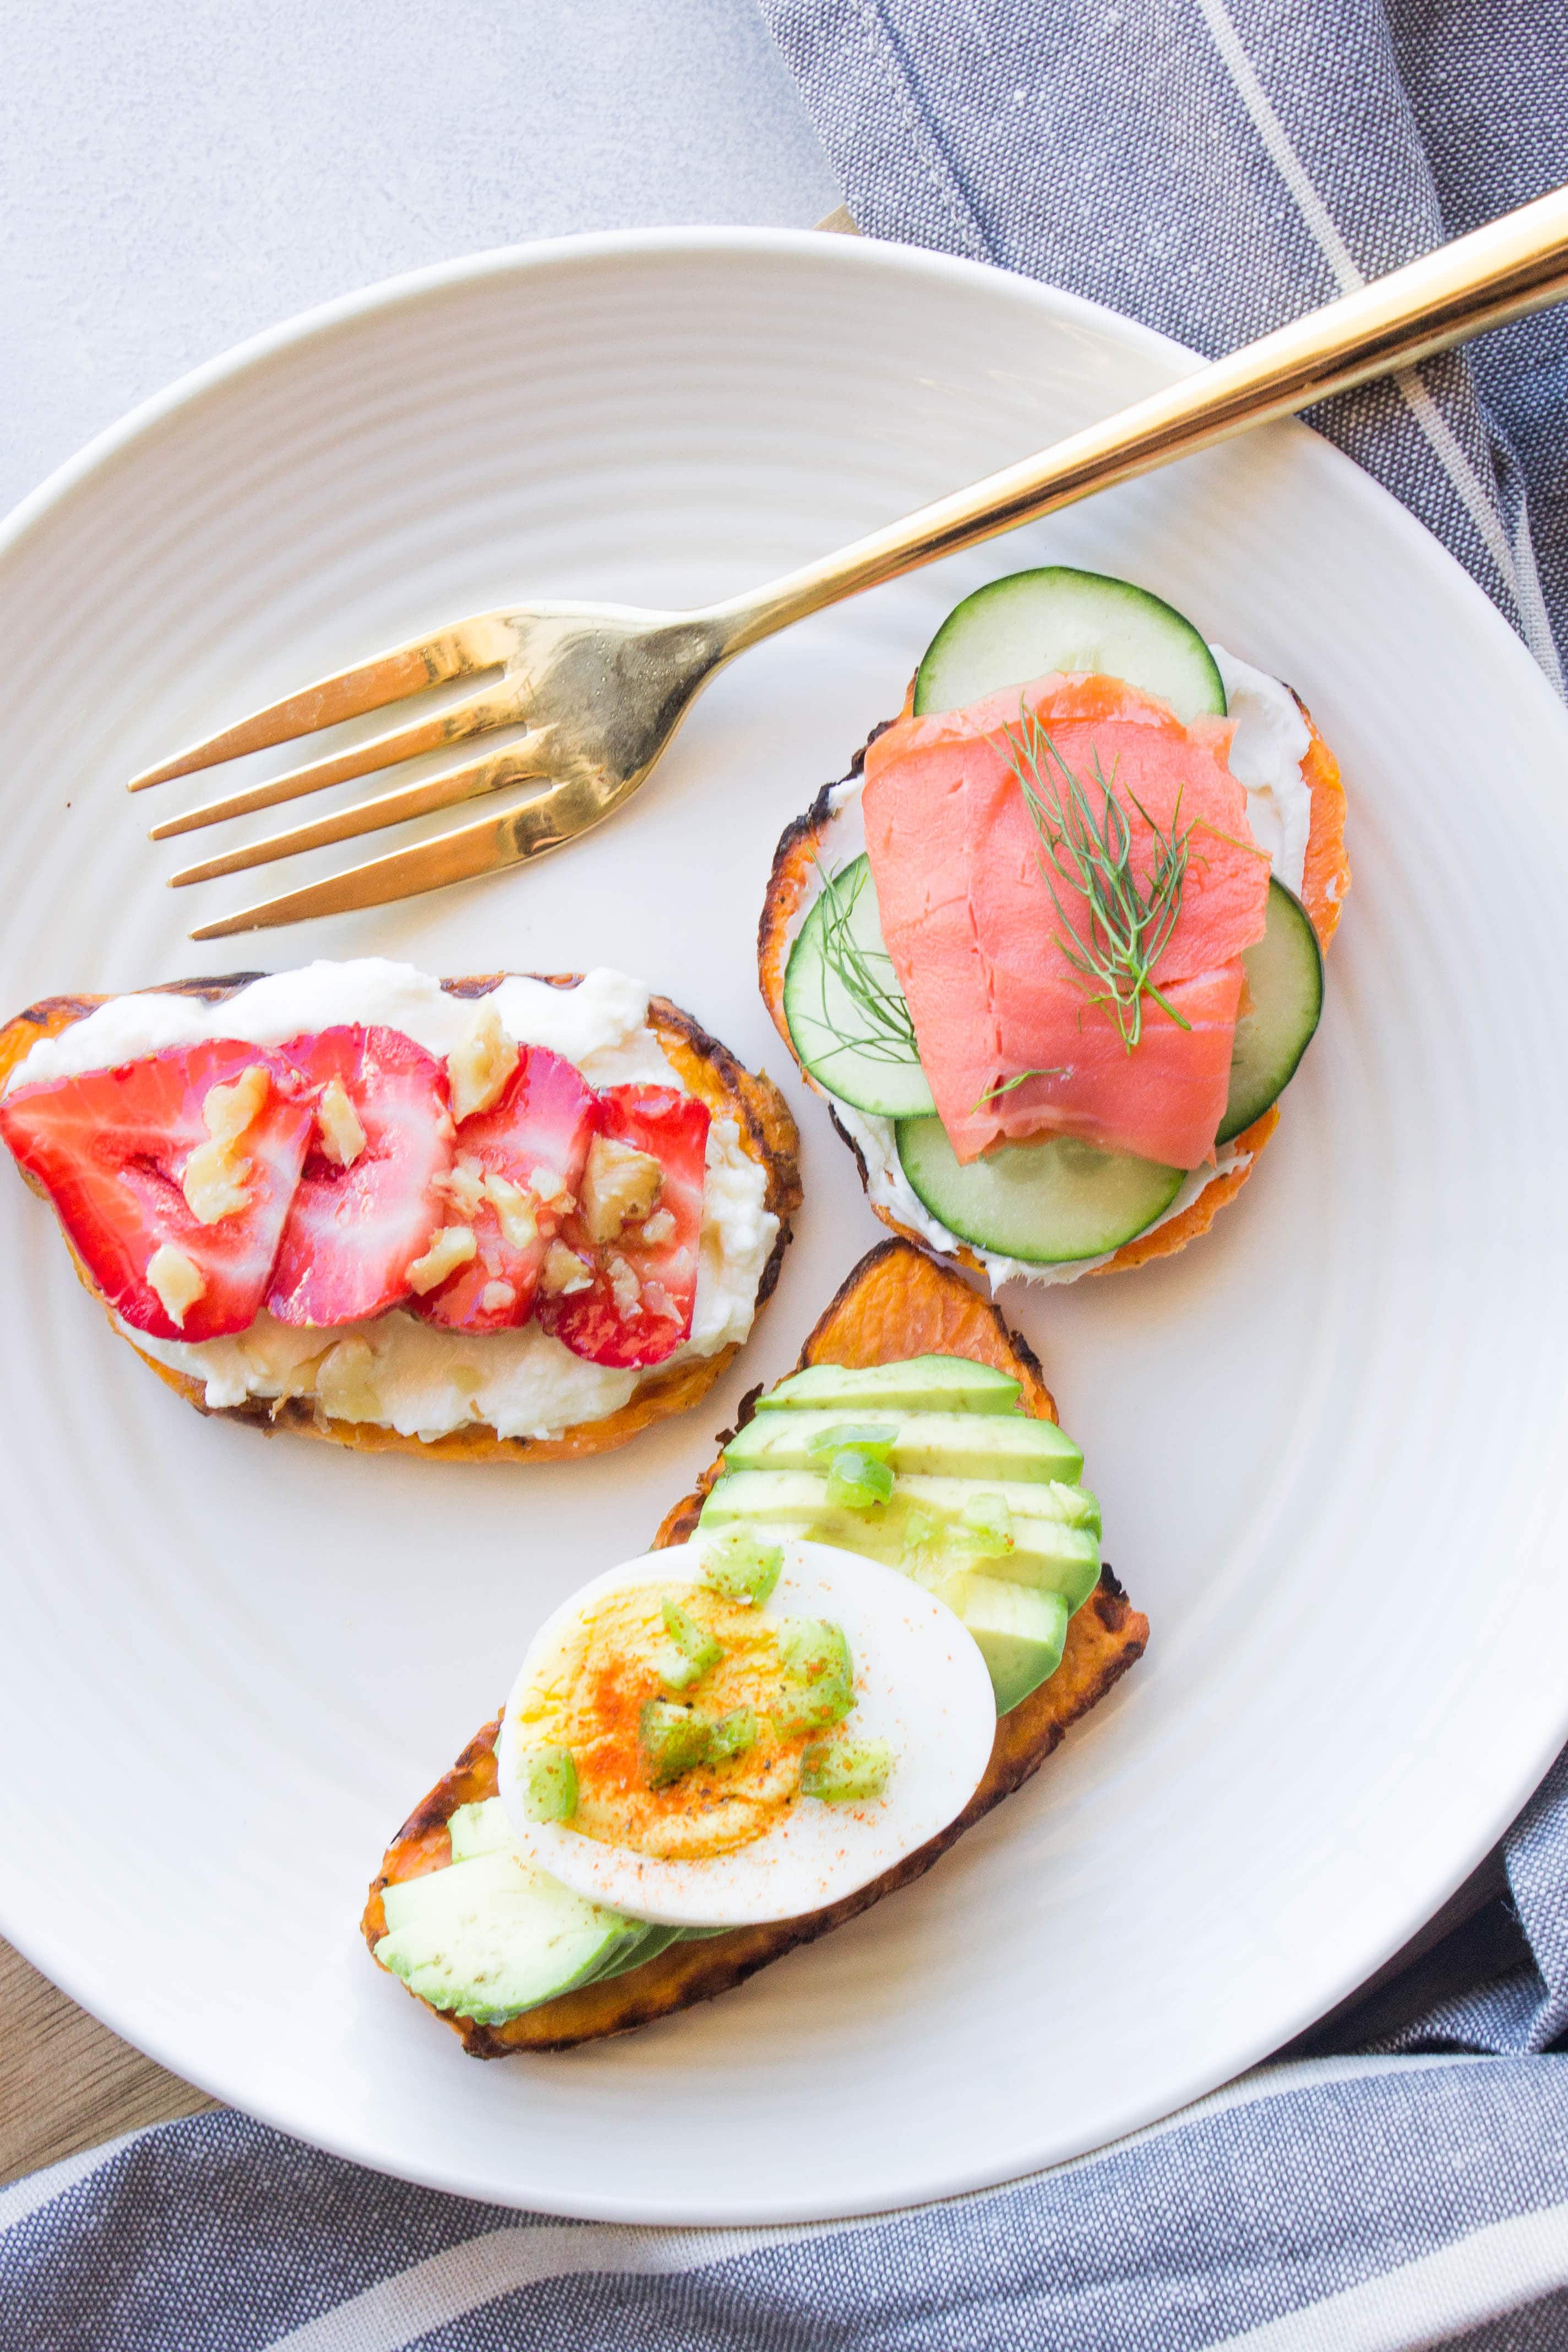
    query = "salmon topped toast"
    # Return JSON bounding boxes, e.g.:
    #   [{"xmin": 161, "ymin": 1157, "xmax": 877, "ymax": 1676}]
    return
[
  {"xmin": 363, "ymin": 1239, "xmax": 1147, "ymax": 2052},
  {"xmin": 0, "ymin": 960, "xmax": 801, "ymax": 1462},
  {"xmin": 763, "ymin": 565, "xmax": 1349, "ymax": 1287}
]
